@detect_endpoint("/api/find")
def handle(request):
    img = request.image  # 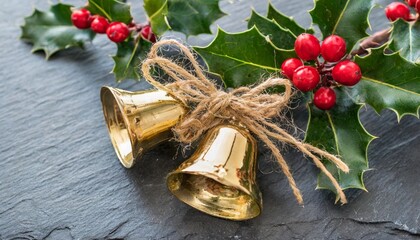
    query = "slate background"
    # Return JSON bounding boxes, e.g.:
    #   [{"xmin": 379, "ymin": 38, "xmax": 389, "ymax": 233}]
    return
[{"xmin": 1, "ymin": 0, "xmax": 419, "ymax": 239}]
